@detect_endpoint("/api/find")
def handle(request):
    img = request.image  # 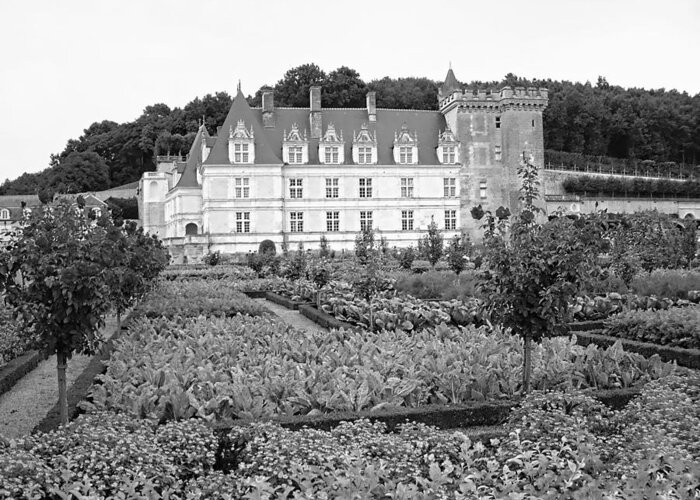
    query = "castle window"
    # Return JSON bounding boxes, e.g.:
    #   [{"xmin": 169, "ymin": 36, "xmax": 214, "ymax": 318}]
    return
[
  {"xmin": 359, "ymin": 178, "xmax": 373, "ymax": 198},
  {"xmin": 235, "ymin": 177, "xmax": 249, "ymax": 198},
  {"xmin": 399, "ymin": 146, "xmax": 413, "ymax": 164},
  {"xmin": 532, "ymin": 119, "xmax": 535, "ymax": 127},
  {"xmin": 326, "ymin": 211, "xmax": 339, "ymax": 232},
  {"xmin": 288, "ymin": 146, "xmax": 304, "ymax": 164},
  {"xmin": 495, "ymin": 145, "xmax": 502, "ymax": 161},
  {"xmin": 358, "ymin": 147, "xmax": 373, "ymax": 164},
  {"xmin": 480, "ymin": 180, "xmax": 487, "ymax": 200},
  {"xmin": 0, "ymin": 209, "xmax": 9, "ymax": 220},
  {"xmin": 445, "ymin": 210, "xmax": 456, "ymax": 230},
  {"xmin": 229, "ymin": 120, "xmax": 255, "ymax": 164},
  {"xmin": 401, "ymin": 210, "xmax": 414, "ymax": 231},
  {"xmin": 352, "ymin": 123, "xmax": 377, "ymax": 165},
  {"xmin": 360, "ymin": 211, "xmax": 373, "ymax": 231},
  {"xmin": 234, "ymin": 143, "xmax": 249, "ymax": 163},
  {"xmin": 185, "ymin": 223, "xmax": 198, "ymax": 235},
  {"xmin": 289, "ymin": 178, "xmax": 303, "ymax": 199},
  {"xmin": 235, "ymin": 212, "xmax": 250, "ymax": 233},
  {"xmin": 393, "ymin": 124, "xmax": 418, "ymax": 165},
  {"xmin": 325, "ymin": 146, "xmax": 339, "ymax": 164},
  {"xmin": 496, "ymin": 116, "xmax": 501, "ymax": 129},
  {"xmin": 283, "ymin": 124, "xmax": 309, "ymax": 164},
  {"xmin": 400, "ymin": 178, "xmax": 414, "ymax": 198},
  {"xmin": 325, "ymin": 178, "xmax": 339, "ymax": 198},
  {"xmin": 444, "ymin": 178, "xmax": 456, "ymax": 197},
  {"xmin": 437, "ymin": 126, "xmax": 459, "ymax": 165},
  {"xmin": 320, "ymin": 123, "xmax": 345, "ymax": 164},
  {"xmin": 442, "ymin": 146, "xmax": 456, "ymax": 164},
  {"xmin": 290, "ymin": 212, "xmax": 304, "ymax": 232}
]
